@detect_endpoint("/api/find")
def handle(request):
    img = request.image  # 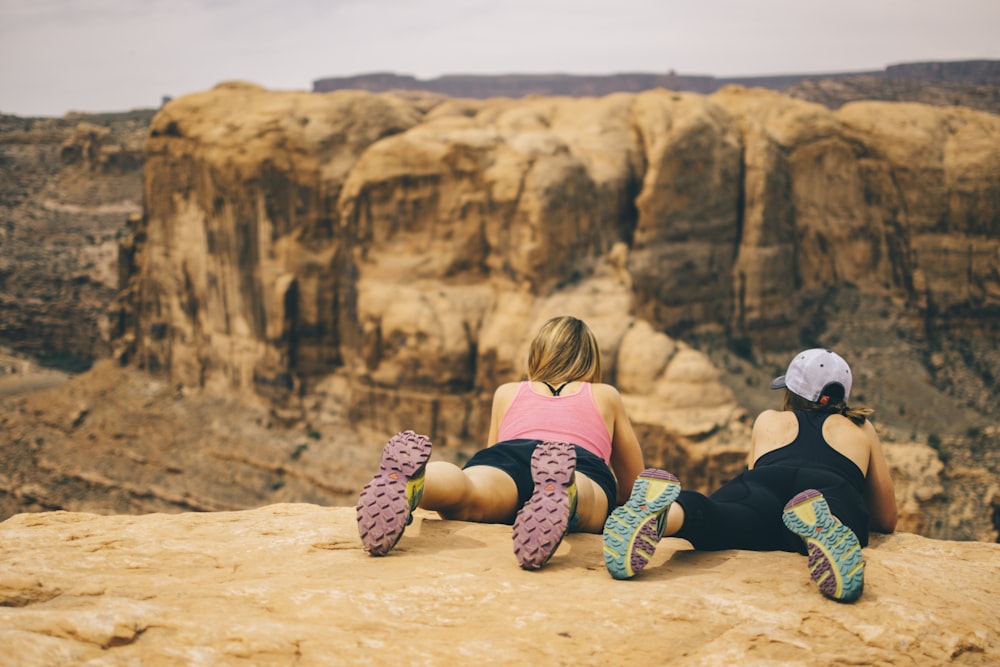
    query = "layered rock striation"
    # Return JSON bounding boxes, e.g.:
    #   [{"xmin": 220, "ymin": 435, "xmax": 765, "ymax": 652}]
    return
[
  {"xmin": 115, "ymin": 83, "xmax": 1000, "ymax": 435},
  {"xmin": 0, "ymin": 113, "xmax": 146, "ymax": 367}
]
